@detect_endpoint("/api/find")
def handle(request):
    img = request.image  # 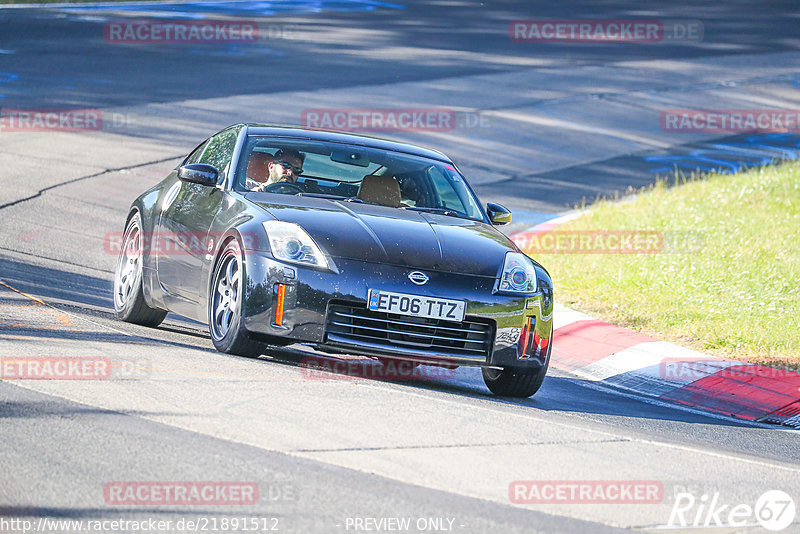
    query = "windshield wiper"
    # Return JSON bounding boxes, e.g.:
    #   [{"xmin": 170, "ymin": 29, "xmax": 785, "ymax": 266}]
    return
[
  {"xmin": 293, "ymin": 192, "xmax": 368, "ymax": 204},
  {"xmin": 403, "ymin": 206, "xmax": 461, "ymax": 217},
  {"xmin": 299, "ymin": 192, "xmax": 349, "ymax": 200}
]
